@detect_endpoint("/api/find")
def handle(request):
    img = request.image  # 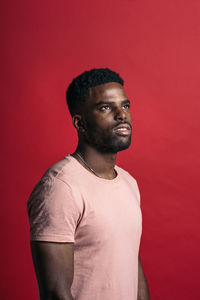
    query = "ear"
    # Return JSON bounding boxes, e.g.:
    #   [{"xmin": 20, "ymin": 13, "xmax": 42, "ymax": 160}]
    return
[{"xmin": 72, "ymin": 114, "xmax": 86, "ymax": 133}]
